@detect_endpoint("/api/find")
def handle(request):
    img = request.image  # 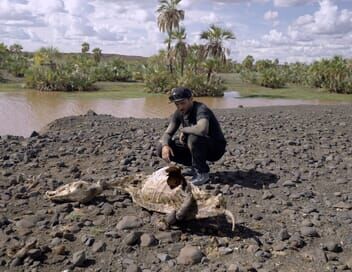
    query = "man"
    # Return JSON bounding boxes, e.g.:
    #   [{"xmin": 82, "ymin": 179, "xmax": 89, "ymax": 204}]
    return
[{"xmin": 157, "ymin": 87, "xmax": 227, "ymax": 185}]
